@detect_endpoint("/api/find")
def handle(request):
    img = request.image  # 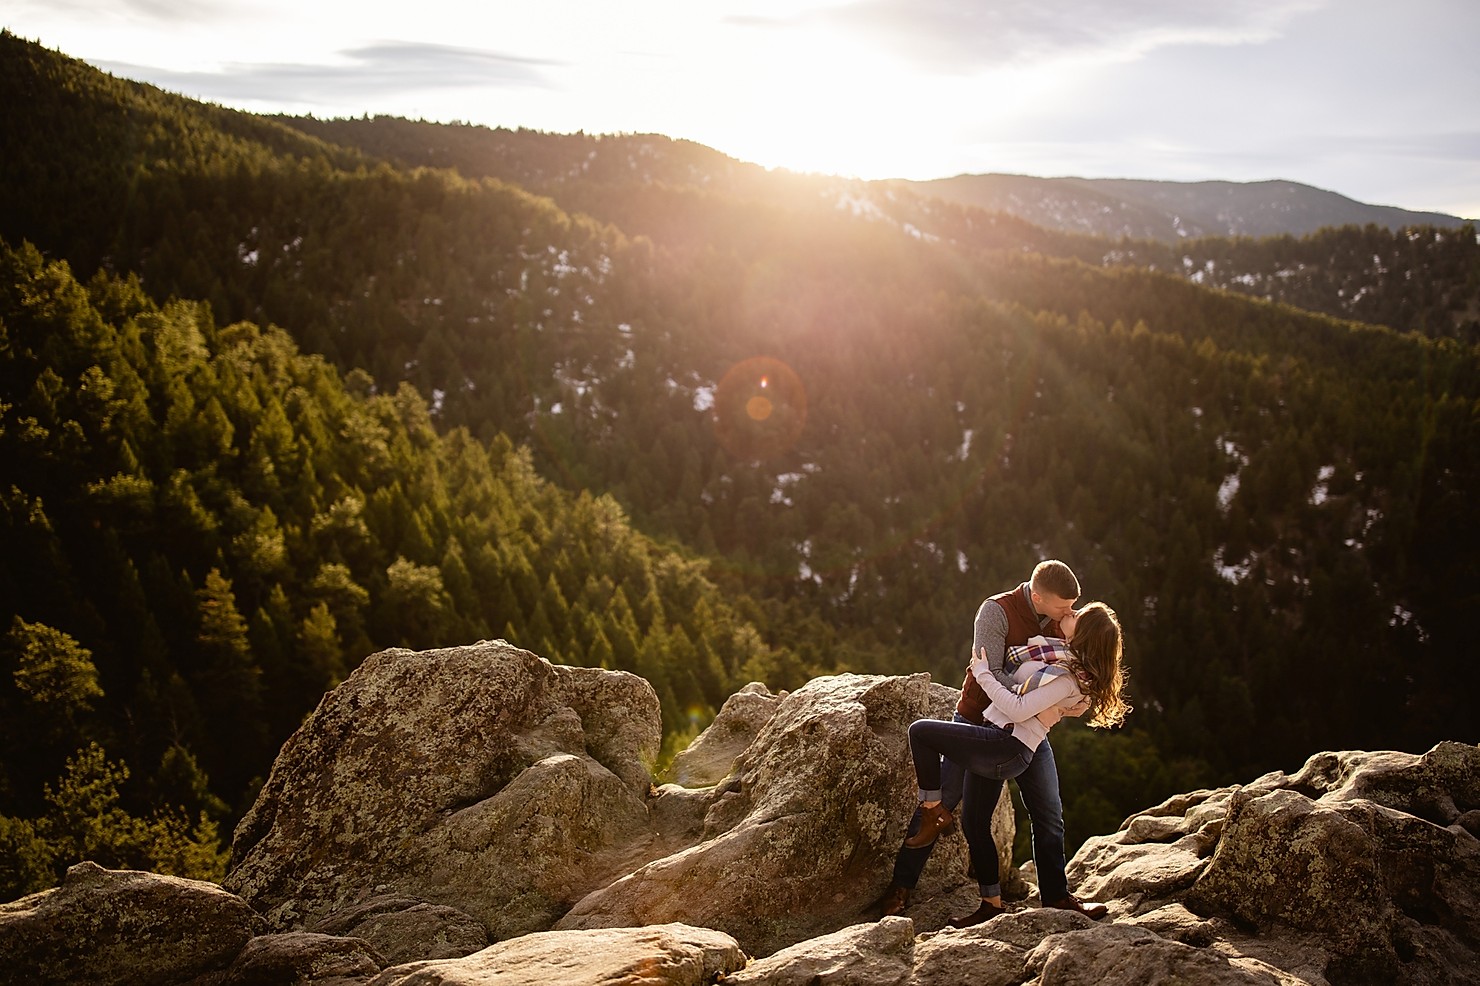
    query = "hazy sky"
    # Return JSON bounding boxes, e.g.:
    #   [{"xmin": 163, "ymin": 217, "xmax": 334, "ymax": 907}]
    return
[{"xmin": 8, "ymin": 0, "xmax": 1478, "ymax": 218}]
